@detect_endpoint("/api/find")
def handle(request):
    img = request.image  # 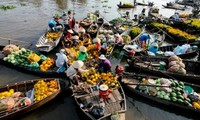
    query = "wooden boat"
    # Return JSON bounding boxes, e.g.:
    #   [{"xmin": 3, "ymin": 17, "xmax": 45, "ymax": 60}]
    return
[
  {"xmin": 0, "ymin": 78, "xmax": 68, "ymax": 120},
  {"xmin": 122, "ymin": 27, "xmax": 165, "ymax": 57},
  {"xmin": 120, "ymin": 72, "xmax": 200, "ymax": 115},
  {"xmin": 80, "ymin": 11, "xmax": 104, "ymax": 29},
  {"xmin": 136, "ymin": 2, "xmax": 154, "ymax": 6},
  {"xmin": 176, "ymin": 0, "xmax": 197, "ymax": 7},
  {"xmin": 117, "ymin": 4, "xmax": 135, "ymax": 8},
  {"xmin": 162, "ymin": 5, "xmax": 185, "ymax": 11},
  {"xmin": 36, "ymin": 27, "xmax": 64, "ymax": 53},
  {"xmin": 71, "ymin": 82, "xmax": 126, "ymax": 120},
  {"xmin": 158, "ymin": 44, "xmax": 199, "ymax": 58},
  {"xmin": 126, "ymin": 56, "xmax": 200, "ymax": 84},
  {"xmin": 0, "ymin": 45, "xmax": 65, "ymax": 77}
]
